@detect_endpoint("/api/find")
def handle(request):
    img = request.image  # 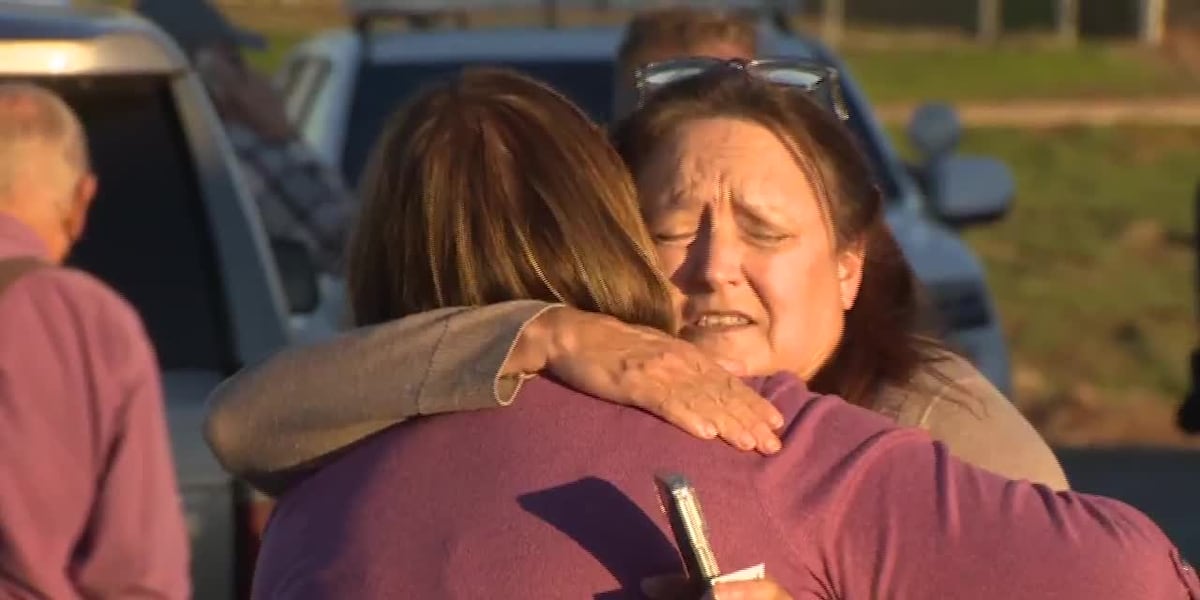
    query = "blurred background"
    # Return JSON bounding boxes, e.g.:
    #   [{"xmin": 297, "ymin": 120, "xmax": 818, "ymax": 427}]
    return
[
  {"xmin": 176, "ymin": 0, "xmax": 1200, "ymax": 449},
  {"xmin": 8, "ymin": 0, "xmax": 1197, "ymax": 594}
]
